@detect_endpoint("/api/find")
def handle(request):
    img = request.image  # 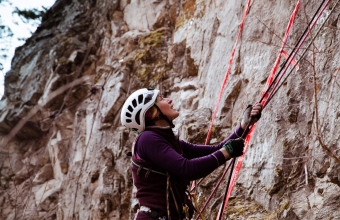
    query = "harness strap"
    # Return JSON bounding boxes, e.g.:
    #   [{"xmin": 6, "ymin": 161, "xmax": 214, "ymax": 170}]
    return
[
  {"xmin": 132, "ymin": 130, "xmax": 190, "ymax": 219},
  {"xmin": 169, "ymin": 179, "xmax": 181, "ymax": 219},
  {"xmin": 137, "ymin": 164, "xmax": 142, "ymax": 176},
  {"xmin": 131, "ymin": 159, "xmax": 167, "ymax": 176},
  {"xmin": 145, "ymin": 168, "xmax": 151, "ymax": 178}
]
